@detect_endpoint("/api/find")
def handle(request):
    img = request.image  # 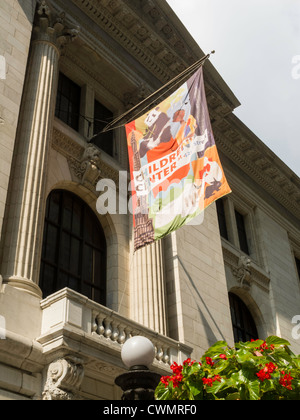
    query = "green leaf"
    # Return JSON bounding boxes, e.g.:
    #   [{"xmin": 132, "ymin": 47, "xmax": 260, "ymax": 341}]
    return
[
  {"xmin": 225, "ymin": 392, "xmax": 240, "ymax": 400},
  {"xmin": 189, "ymin": 362, "xmax": 202, "ymax": 375},
  {"xmin": 155, "ymin": 386, "xmax": 172, "ymax": 401},
  {"xmin": 236, "ymin": 349, "xmax": 255, "ymax": 363},
  {"xmin": 203, "ymin": 341, "xmax": 228, "ymax": 357},
  {"xmin": 291, "ymin": 356, "xmax": 300, "ymax": 370},
  {"xmin": 268, "ymin": 350, "xmax": 293, "ymax": 365},
  {"xmin": 210, "ymin": 378, "xmax": 226, "ymax": 394},
  {"xmin": 236, "ymin": 340, "xmax": 264, "ymax": 349},
  {"xmin": 261, "ymin": 379, "xmax": 276, "ymax": 394},
  {"xmin": 266, "ymin": 336, "xmax": 290, "ymax": 347},
  {"xmin": 187, "ymin": 378, "xmax": 203, "ymax": 397},
  {"xmin": 247, "ymin": 380, "xmax": 261, "ymax": 400},
  {"xmin": 213, "ymin": 359, "xmax": 229, "ymax": 375}
]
